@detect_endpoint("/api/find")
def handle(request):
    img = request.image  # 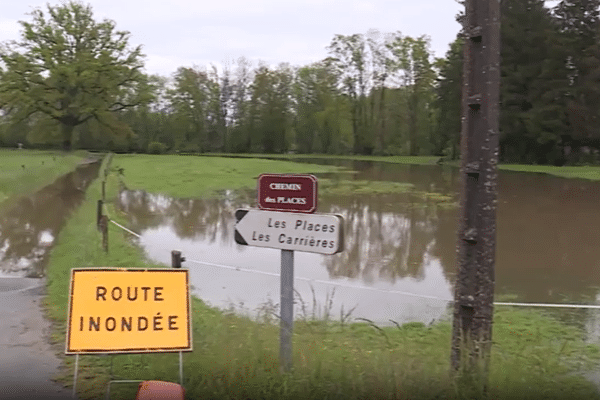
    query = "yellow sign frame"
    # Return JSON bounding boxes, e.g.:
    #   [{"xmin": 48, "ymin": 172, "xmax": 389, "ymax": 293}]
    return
[{"xmin": 65, "ymin": 268, "xmax": 192, "ymax": 354}]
